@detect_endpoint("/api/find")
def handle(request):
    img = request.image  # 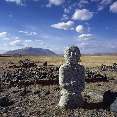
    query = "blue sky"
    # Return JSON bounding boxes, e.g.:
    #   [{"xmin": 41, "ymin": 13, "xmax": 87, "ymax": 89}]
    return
[{"xmin": 0, "ymin": 0, "xmax": 117, "ymax": 54}]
